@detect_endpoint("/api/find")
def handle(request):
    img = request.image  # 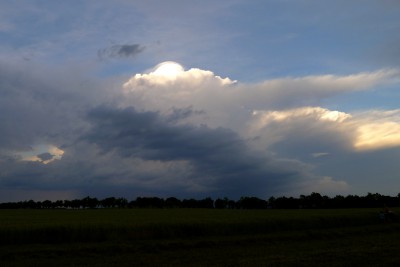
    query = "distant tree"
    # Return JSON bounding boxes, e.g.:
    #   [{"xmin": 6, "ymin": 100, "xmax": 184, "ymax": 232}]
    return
[
  {"xmin": 23, "ymin": 200, "xmax": 36, "ymax": 209},
  {"xmin": 215, "ymin": 198, "xmax": 228, "ymax": 209},
  {"xmin": 345, "ymin": 195, "xmax": 362, "ymax": 208},
  {"xmin": 42, "ymin": 200, "xmax": 52, "ymax": 209},
  {"xmin": 101, "ymin": 197, "xmax": 117, "ymax": 208},
  {"xmin": 267, "ymin": 197, "xmax": 276, "ymax": 209},
  {"xmin": 274, "ymin": 196, "xmax": 298, "ymax": 209},
  {"xmin": 331, "ymin": 195, "xmax": 345, "ymax": 208},
  {"xmin": 227, "ymin": 200, "xmax": 236, "ymax": 209},
  {"xmin": 165, "ymin": 197, "xmax": 181, "ymax": 208},
  {"xmin": 309, "ymin": 192, "xmax": 324, "ymax": 208},
  {"xmin": 2, "ymin": 192, "xmax": 400, "ymax": 210},
  {"xmin": 135, "ymin": 197, "xmax": 164, "ymax": 208},
  {"xmin": 199, "ymin": 197, "xmax": 214, "ymax": 209},
  {"xmin": 70, "ymin": 199, "xmax": 81, "ymax": 209},
  {"xmin": 365, "ymin": 193, "xmax": 382, "ymax": 208},
  {"xmin": 239, "ymin": 197, "xmax": 268, "ymax": 209},
  {"xmin": 115, "ymin": 197, "xmax": 128, "ymax": 208},
  {"xmin": 54, "ymin": 200, "xmax": 64, "ymax": 208},
  {"xmin": 81, "ymin": 196, "xmax": 99, "ymax": 208},
  {"xmin": 64, "ymin": 200, "xmax": 72, "ymax": 209},
  {"xmin": 182, "ymin": 198, "xmax": 199, "ymax": 208},
  {"xmin": 299, "ymin": 195, "xmax": 307, "ymax": 208}
]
